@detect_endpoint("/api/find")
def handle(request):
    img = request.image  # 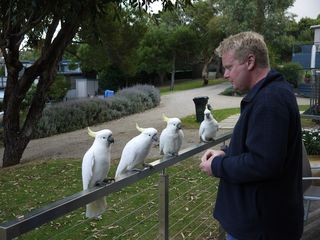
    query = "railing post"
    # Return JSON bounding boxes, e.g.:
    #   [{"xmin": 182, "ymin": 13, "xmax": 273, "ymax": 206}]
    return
[
  {"xmin": 159, "ymin": 169, "xmax": 169, "ymax": 240},
  {"xmin": 0, "ymin": 228, "xmax": 7, "ymax": 240}
]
